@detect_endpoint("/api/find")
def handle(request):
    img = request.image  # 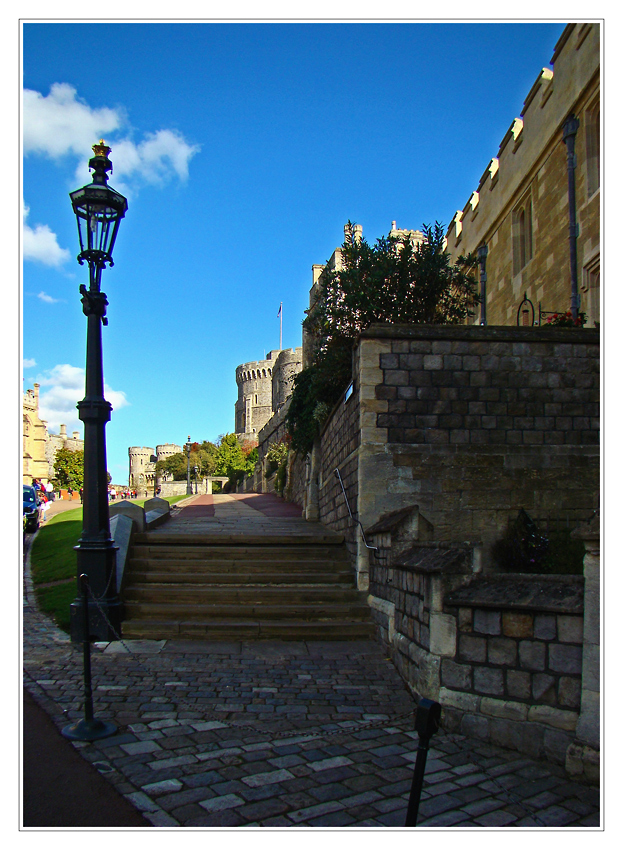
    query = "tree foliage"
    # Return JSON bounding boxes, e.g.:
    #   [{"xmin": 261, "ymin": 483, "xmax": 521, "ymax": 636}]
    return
[
  {"xmin": 155, "ymin": 441, "xmax": 218, "ymax": 481},
  {"xmin": 214, "ymin": 434, "xmax": 258, "ymax": 484},
  {"xmin": 53, "ymin": 447, "xmax": 84, "ymax": 489},
  {"xmin": 286, "ymin": 222, "xmax": 479, "ymax": 454}
]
